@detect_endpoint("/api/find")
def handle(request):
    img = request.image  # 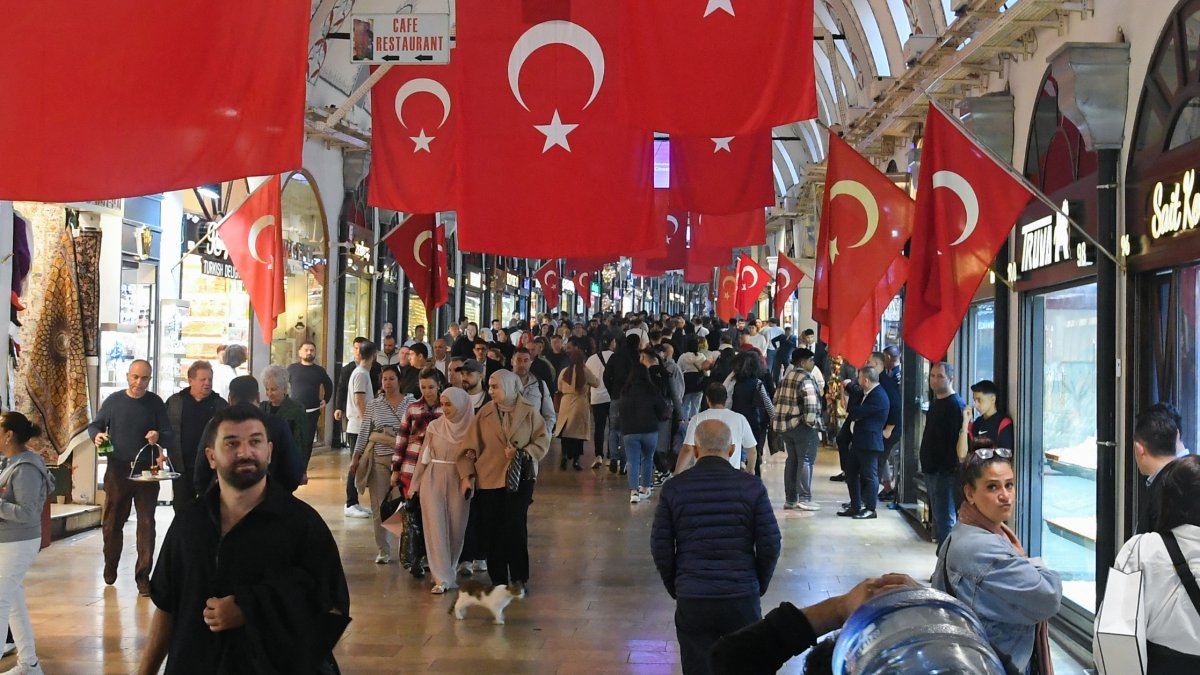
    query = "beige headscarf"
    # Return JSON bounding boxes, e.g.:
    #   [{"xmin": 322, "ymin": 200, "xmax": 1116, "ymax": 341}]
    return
[
  {"xmin": 490, "ymin": 369, "xmax": 522, "ymax": 413},
  {"xmin": 425, "ymin": 387, "xmax": 474, "ymax": 447}
]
